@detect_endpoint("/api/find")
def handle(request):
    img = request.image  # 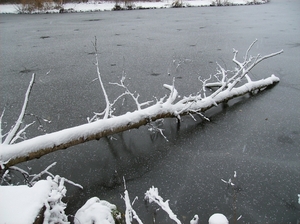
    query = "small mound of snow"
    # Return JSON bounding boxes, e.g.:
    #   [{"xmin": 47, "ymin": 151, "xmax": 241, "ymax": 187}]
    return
[
  {"xmin": 208, "ymin": 213, "xmax": 229, "ymax": 224},
  {"xmin": 74, "ymin": 197, "xmax": 117, "ymax": 224}
]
